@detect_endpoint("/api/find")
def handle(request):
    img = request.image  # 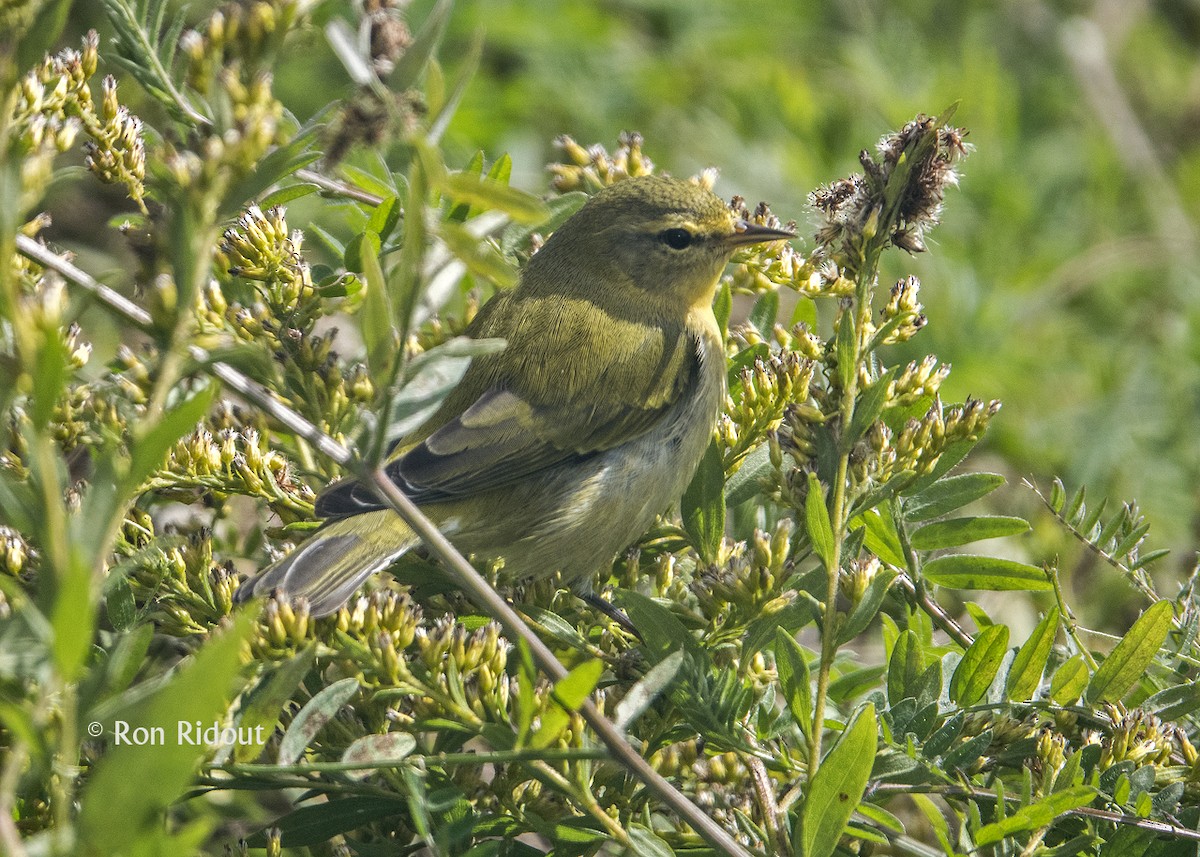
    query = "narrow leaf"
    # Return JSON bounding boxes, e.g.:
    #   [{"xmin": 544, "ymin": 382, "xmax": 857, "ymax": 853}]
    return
[
  {"xmin": 903, "ymin": 472, "xmax": 1005, "ymax": 522},
  {"xmin": 681, "ymin": 440, "xmax": 726, "ymax": 563},
  {"xmin": 847, "ymin": 368, "xmax": 898, "ymax": 444},
  {"xmin": 277, "ymin": 677, "xmax": 361, "ymax": 765},
  {"xmin": 910, "ymin": 515, "xmax": 1030, "ymax": 551},
  {"xmin": 805, "ymin": 473, "xmax": 836, "ymax": 571},
  {"xmin": 232, "ymin": 644, "xmax": 316, "ymax": 762},
  {"xmin": 950, "ymin": 624, "xmax": 1009, "ymax": 706},
  {"xmin": 1007, "ymin": 608, "xmax": 1059, "ymax": 701},
  {"xmin": 1049, "ymin": 654, "xmax": 1089, "ymax": 705},
  {"xmin": 855, "ymin": 508, "xmax": 906, "ymax": 568},
  {"xmin": 923, "ymin": 555, "xmax": 1051, "ymax": 591},
  {"xmin": 1086, "ymin": 600, "xmax": 1172, "ymax": 704},
  {"xmin": 801, "ymin": 704, "xmax": 877, "ymax": 857},
  {"xmin": 439, "ymin": 172, "xmax": 550, "ymax": 224},
  {"xmin": 614, "ymin": 650, "xmax": 684, "ymax": 732},
  {"xmin": 774, "ymin": 630, "xmax": 812, "ymax": 737},
  {"xmin": 974, "ymin": 786, "xmax": 1097, "ymax": 846}
]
